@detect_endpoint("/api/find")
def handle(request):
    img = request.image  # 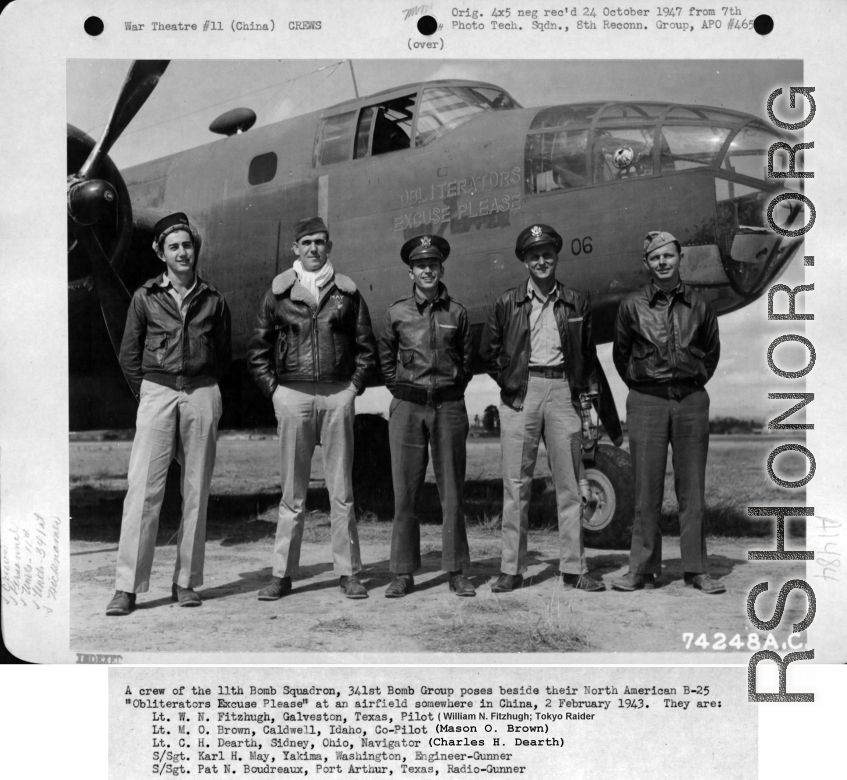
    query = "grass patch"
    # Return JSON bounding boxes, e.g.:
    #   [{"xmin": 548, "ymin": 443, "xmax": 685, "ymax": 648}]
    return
[
  {"xmin": 473, "ymin": 511, "xmax": 503, "ymax": 532},
  {"xmin": 660, "ymin": 498, "xmax": 805, "ymax": 540},
  {"xmin": 423, "ymin": 585, "xmax": 591, "ymax": 653},
  {"xmin": 311, "ymin": 615, "xmax": 363, "ymax": 634}
]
